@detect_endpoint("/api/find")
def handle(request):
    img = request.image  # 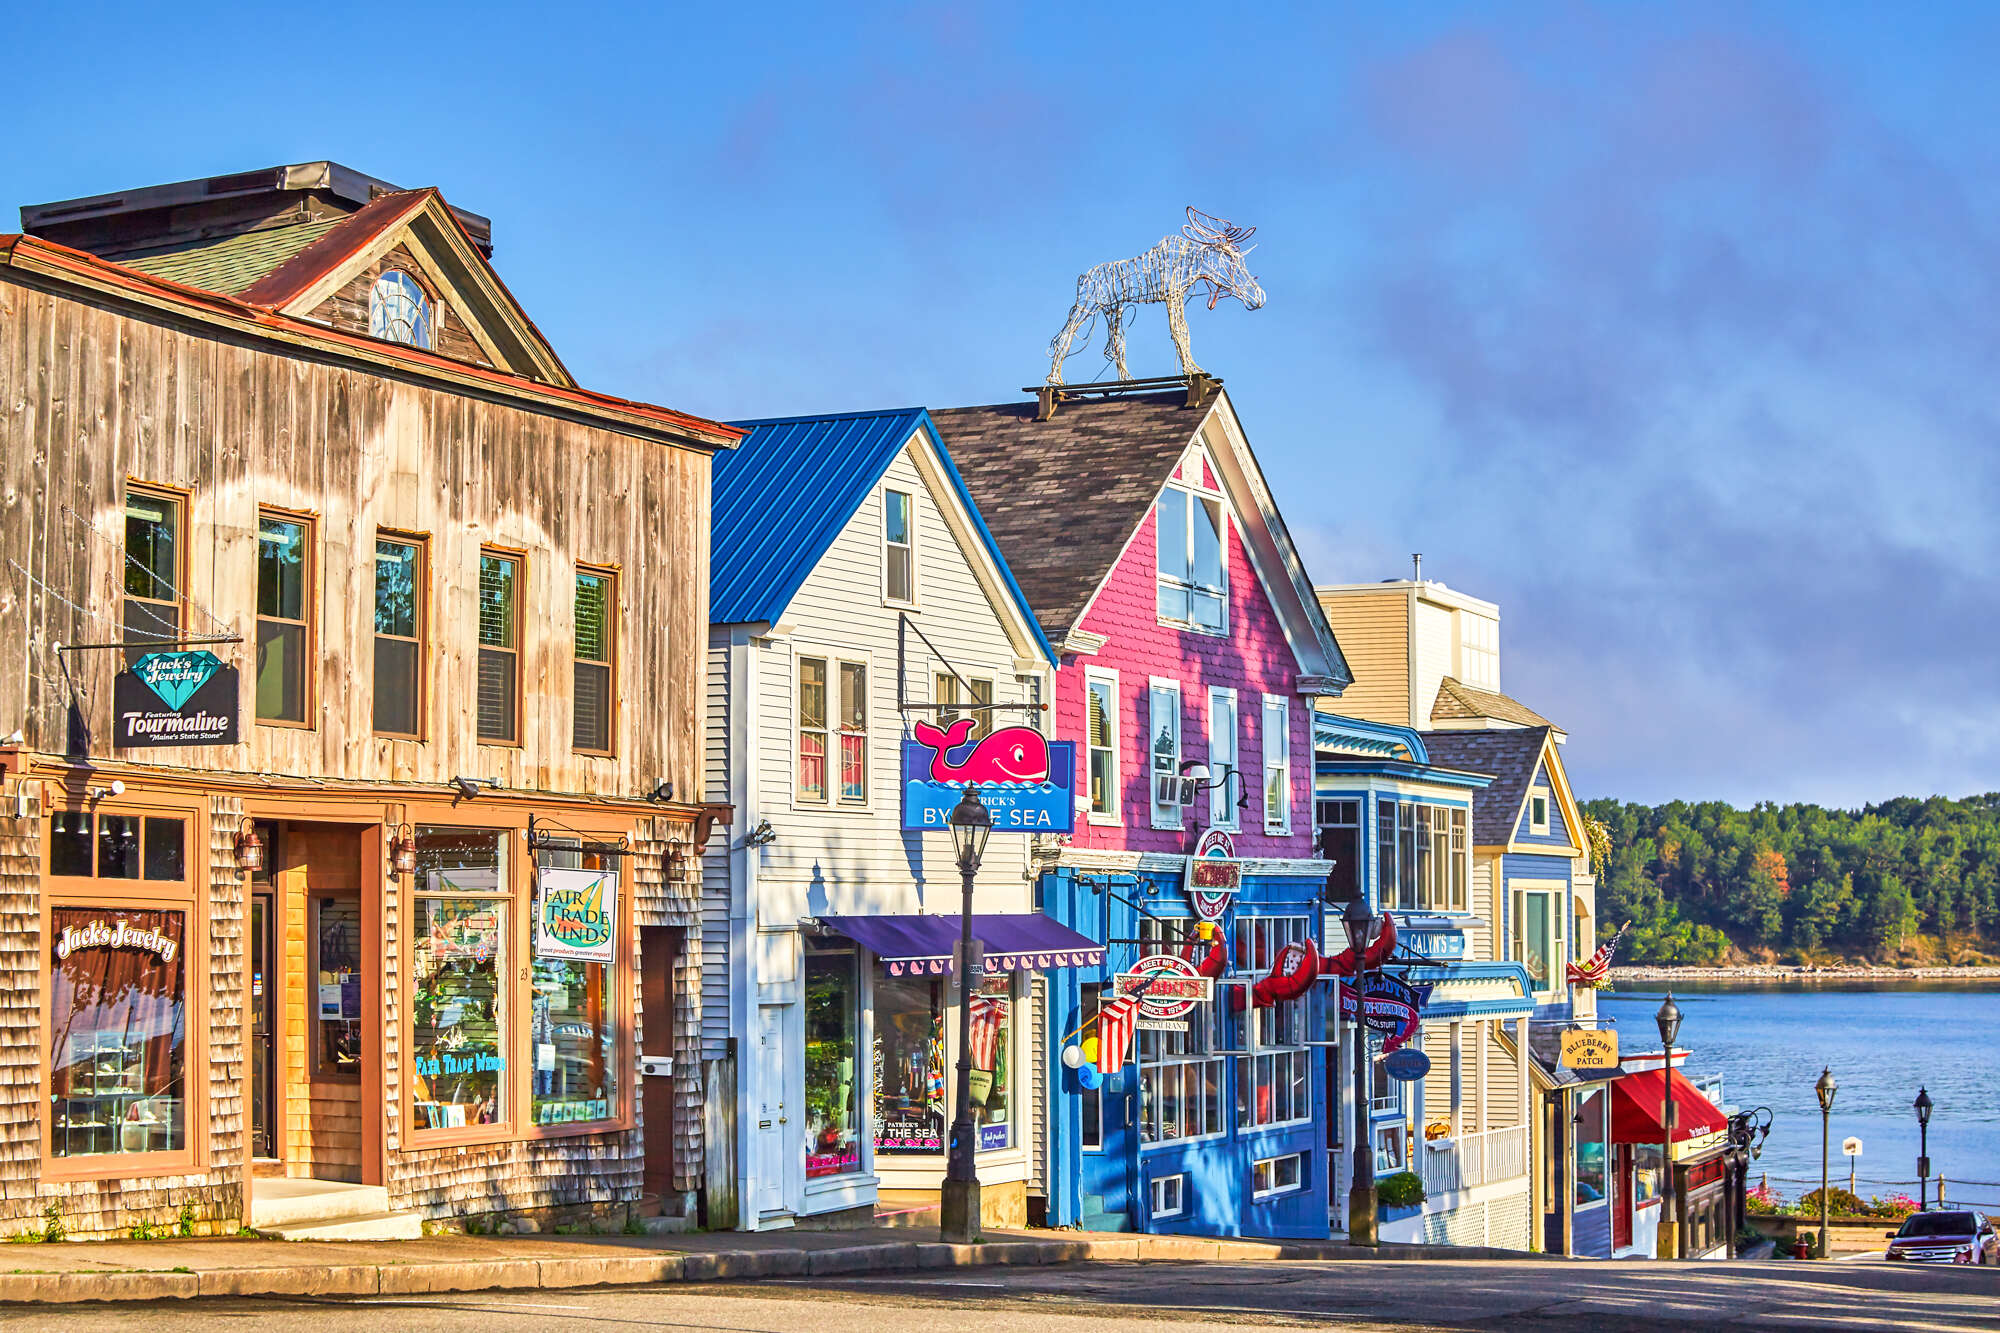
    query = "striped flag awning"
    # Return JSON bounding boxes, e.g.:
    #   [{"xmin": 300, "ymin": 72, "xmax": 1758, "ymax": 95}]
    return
[{"xmin": 813, "ymin": 913, "xmax": 1104, "ymax": 977}]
